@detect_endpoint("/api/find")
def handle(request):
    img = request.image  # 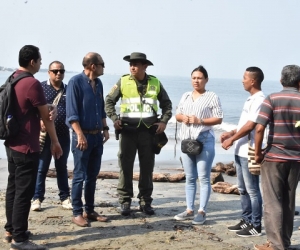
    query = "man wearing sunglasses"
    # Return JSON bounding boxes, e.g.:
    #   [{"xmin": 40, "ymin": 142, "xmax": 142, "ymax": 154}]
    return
[
  {"xmin": 31, "ymin": 61, "xmax": 72, "ymax": 212},
  {"xmin": 66, "ymin": 52, "xmax": 109, "ymax": 227}
]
